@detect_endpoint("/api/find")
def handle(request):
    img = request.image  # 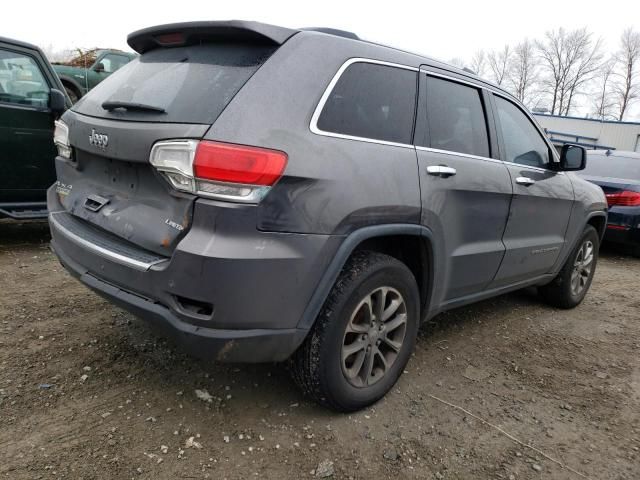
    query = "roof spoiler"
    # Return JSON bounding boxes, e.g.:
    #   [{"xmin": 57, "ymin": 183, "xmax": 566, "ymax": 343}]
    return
[{"xmin": 127, "ymin": 21, "xmax": 298, "ymax": 54}]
